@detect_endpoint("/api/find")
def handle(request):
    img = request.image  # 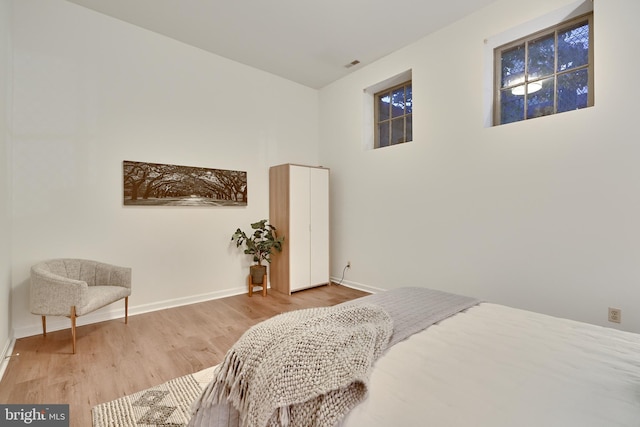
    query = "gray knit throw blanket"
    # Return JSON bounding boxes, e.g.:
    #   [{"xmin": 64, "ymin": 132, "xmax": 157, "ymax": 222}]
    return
[{"xmin": 192, "ymin": 303, "xmax": 393, "ymax": 427}]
